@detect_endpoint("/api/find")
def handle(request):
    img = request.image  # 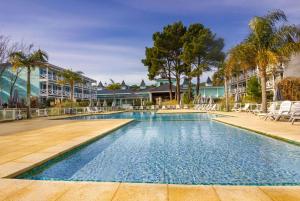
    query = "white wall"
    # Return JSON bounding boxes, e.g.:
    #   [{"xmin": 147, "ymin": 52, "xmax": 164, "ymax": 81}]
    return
[{"xmin": 284, "ymin": 54, "xmax": 300, "ymax": 77}]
